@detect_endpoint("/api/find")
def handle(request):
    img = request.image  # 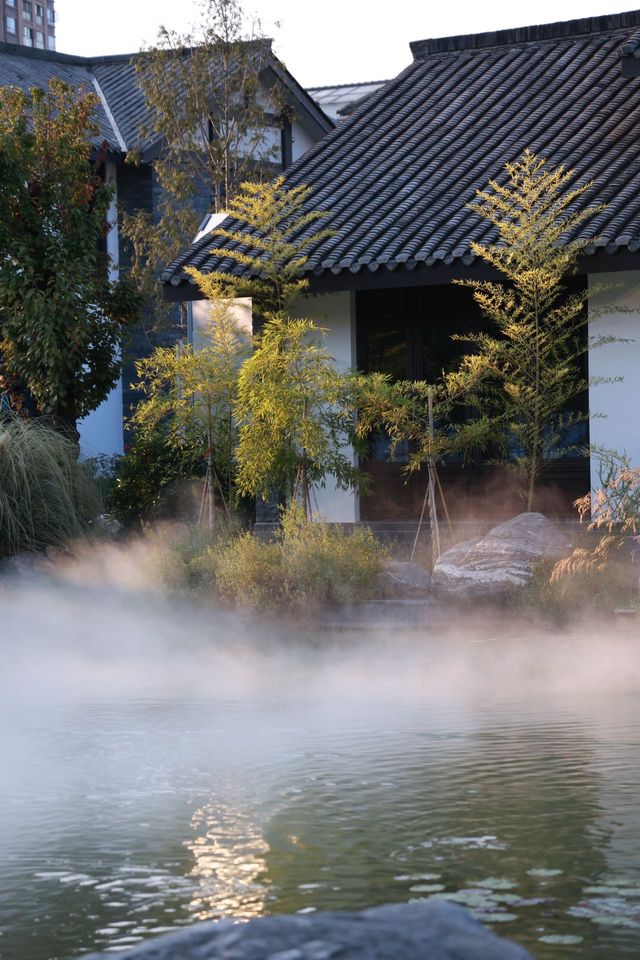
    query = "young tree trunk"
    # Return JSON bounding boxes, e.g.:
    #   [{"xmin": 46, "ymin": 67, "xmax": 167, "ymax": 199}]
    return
[
  {"xmin": 526, "ymin": 443, "xmax": 539, "ymax": 513},
  {"xmin": 300, "ymin": 464, "xmax": 310, "ymax": 521},
  {"xmin": 206, "ymin": 423, "xmax": 215, "ymax": 537},
  {"xmin": 528, "ymin": 288, "xmax": 541, "ymax": 513}
]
